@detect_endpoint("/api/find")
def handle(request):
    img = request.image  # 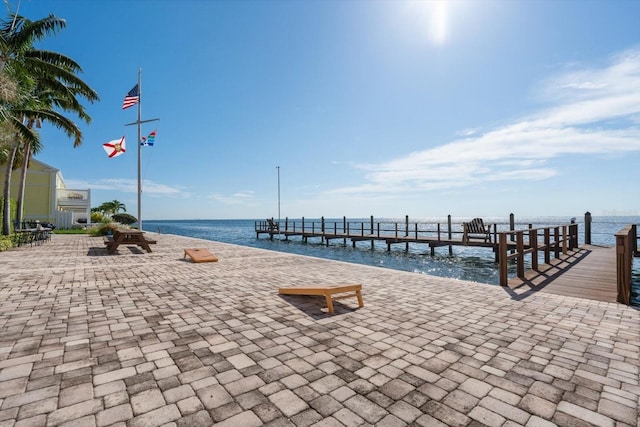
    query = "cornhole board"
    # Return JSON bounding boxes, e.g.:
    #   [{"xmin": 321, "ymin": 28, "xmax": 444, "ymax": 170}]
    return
[
  {"xmin": 183, "ymin": 248, "xmax": 218, "ymax": 263},
  {"xmin": 278, "ymin": 284, "xmax": 363, "ymax": 314}
]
